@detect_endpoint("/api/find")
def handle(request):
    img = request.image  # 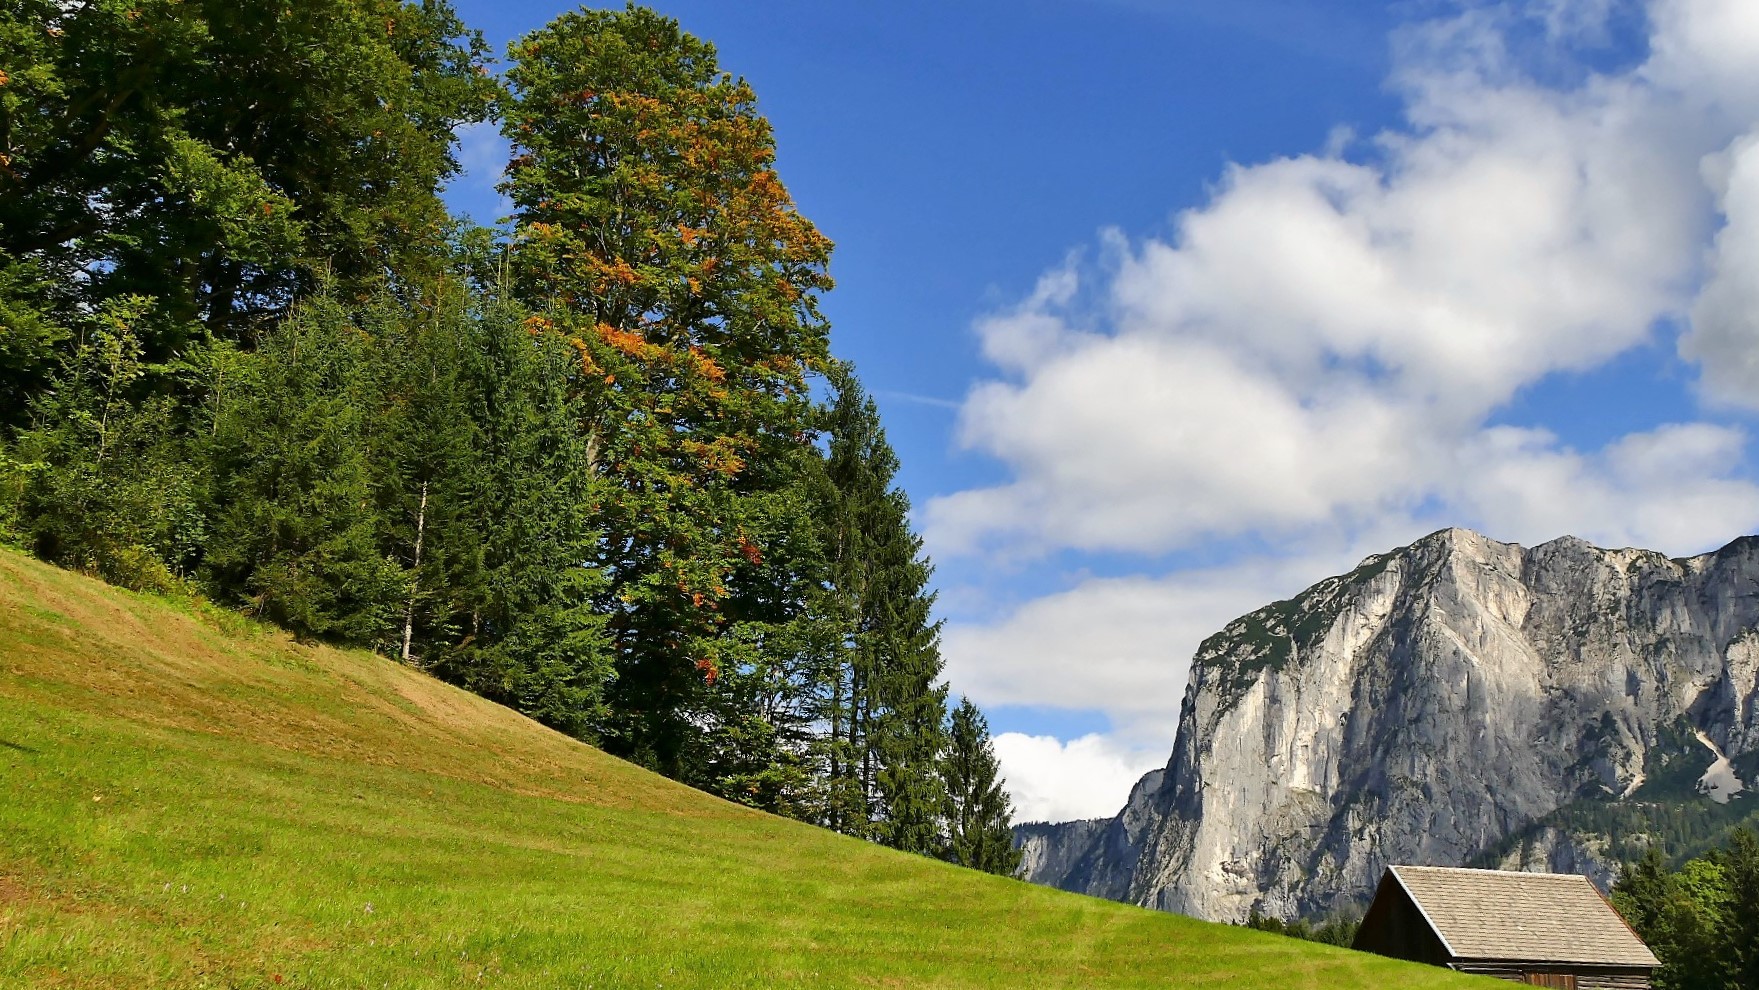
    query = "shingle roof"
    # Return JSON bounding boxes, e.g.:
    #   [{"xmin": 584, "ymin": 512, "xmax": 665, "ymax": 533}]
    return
[{"xmin": 1387, "ymin": 866, "xmax": 1659, "ymax": 968}]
